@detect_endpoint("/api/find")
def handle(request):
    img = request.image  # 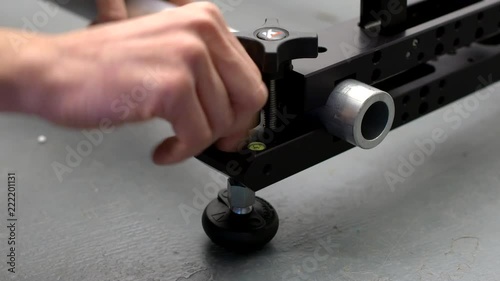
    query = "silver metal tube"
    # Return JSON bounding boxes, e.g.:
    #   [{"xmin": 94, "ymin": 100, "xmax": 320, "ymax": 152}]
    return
[{"xmin": 318, "ymin": 79, "xmax": 395, "ymax": 149}]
